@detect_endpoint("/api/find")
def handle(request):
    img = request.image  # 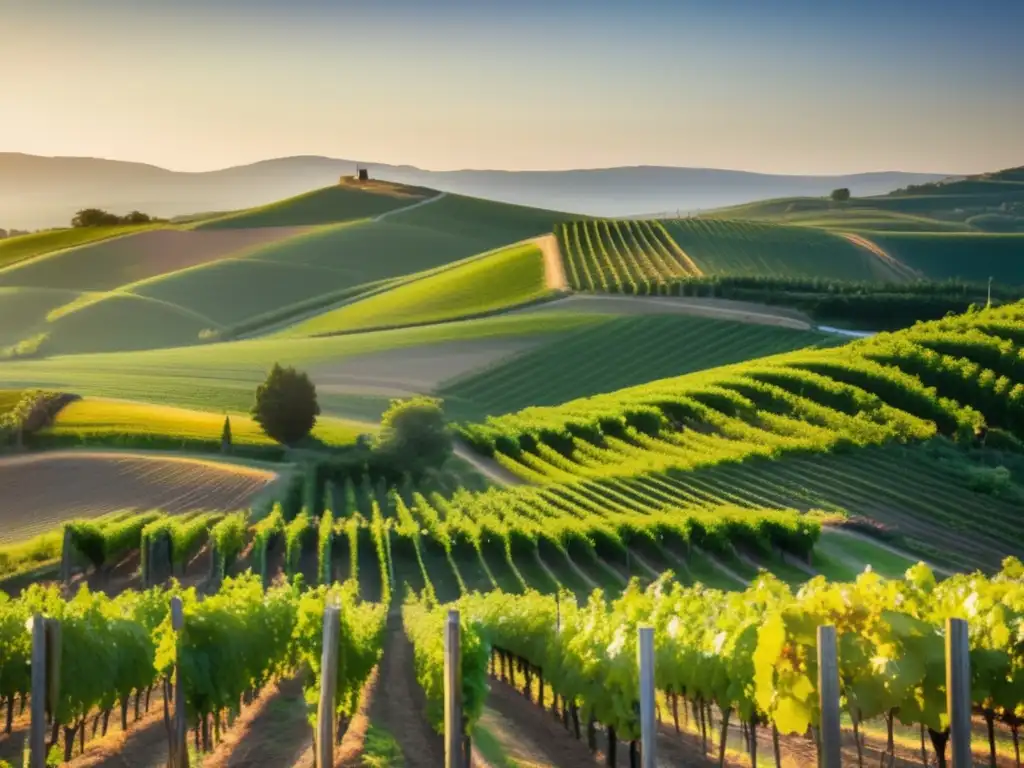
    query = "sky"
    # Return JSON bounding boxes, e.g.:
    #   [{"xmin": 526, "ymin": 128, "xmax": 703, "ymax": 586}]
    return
[{"xmin": 1, "ymin": 0, "xmax": 1022, "ymax": 175}]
